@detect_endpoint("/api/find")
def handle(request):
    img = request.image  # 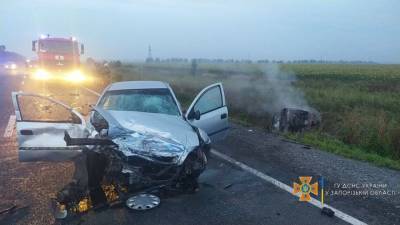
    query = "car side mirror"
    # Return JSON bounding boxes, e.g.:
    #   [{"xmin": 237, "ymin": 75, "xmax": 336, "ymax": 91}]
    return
[
  {"xmin": 188, "ymin": 109, "xmax": 201, "ymax": 120},
  {"xmin": 90, "ymin": 111, "xmax": 109, "ymax": 132},
  {"xmin": 81, "ymin": 44, "xmax": 85, "ymax": 55},
  {"xmin": 194, "ymin": 110, "xmax": 201, "ymax": 120}
]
